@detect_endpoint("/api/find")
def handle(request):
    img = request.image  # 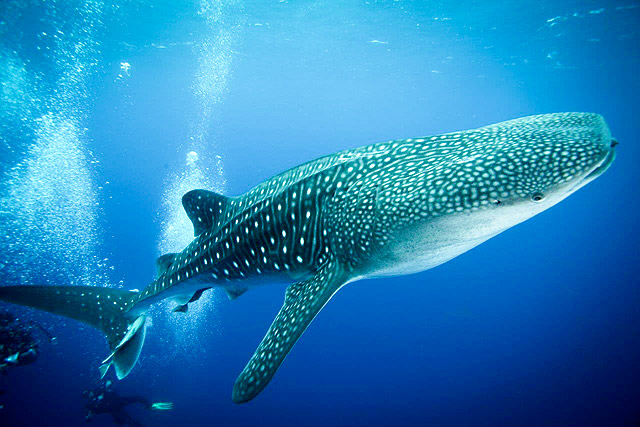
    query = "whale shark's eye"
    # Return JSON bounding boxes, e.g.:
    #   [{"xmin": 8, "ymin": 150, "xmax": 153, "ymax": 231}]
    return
[{"xmin": 531, "ymin": 192, "xmax": 545, "ymax": 202}]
